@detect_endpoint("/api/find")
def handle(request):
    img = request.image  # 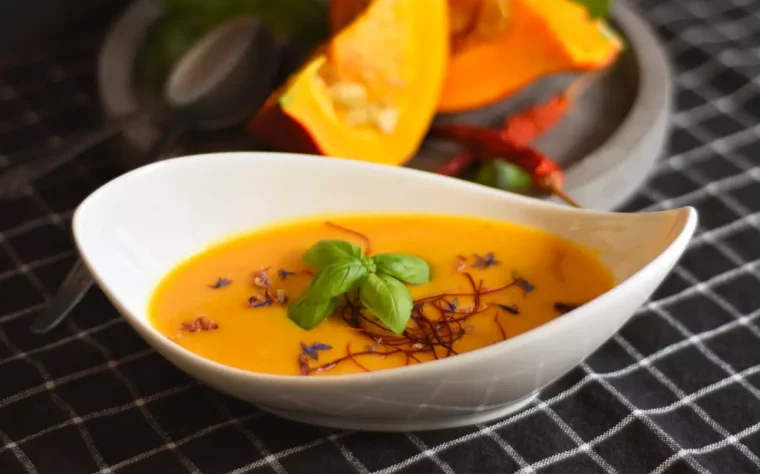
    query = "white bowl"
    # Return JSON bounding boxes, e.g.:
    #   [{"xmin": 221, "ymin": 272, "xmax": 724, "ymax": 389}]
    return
[{"xmin": 73, "ymin": 152, "xmax": 697, "ymax": 431}]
